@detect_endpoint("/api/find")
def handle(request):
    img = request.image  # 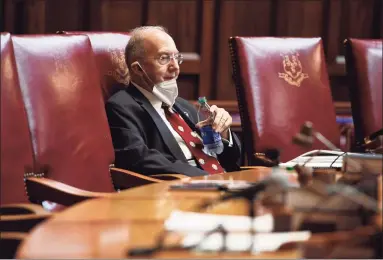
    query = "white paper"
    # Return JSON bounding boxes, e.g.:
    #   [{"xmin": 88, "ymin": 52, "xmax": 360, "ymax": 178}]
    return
[
  {"xmin": 165, "ymin": 210, "xmax": 274, "ymax": 233},
  {"xmin": 182, "ymin": 231, "xmax": 311, "ymax": 253},
  {"xmin": 280, "ymin": 155, "xmax": 344, "ymax": 168},
  {"xmin": 280, "ymin": 149, "xmax": 347, "ymax": 168},
  {"xmin": 297, "ymin": 149, "xmax": 345, "ymax": 157}
]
